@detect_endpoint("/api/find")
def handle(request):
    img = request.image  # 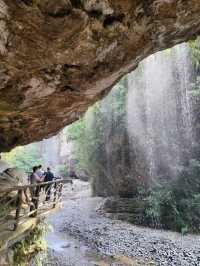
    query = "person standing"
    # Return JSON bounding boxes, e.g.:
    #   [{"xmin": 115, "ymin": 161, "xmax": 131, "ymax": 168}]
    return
[
  {"xmin": 44, "ymin": 167, "xmax": 55, "ymax": 201},
  {"xmin": 30, "ymin": 166, "xmax": 41, "ymax": 184},
  {"xmin": 30, "ymin": 166, "xmax": 42, "ymax": 215},
  {"xmin": 36, "ymin": 165, "xmax": 45, "ymax": 182}
]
